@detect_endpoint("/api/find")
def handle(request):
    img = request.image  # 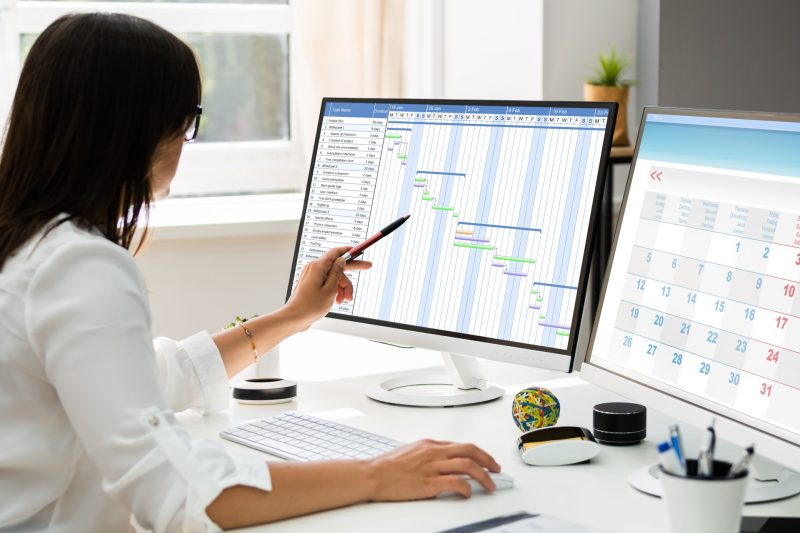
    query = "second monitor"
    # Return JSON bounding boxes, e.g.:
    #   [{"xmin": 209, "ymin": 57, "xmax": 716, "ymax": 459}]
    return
[{"xmin": 288, "ymin": 99, "xmax": 617, "ymax": 406}]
